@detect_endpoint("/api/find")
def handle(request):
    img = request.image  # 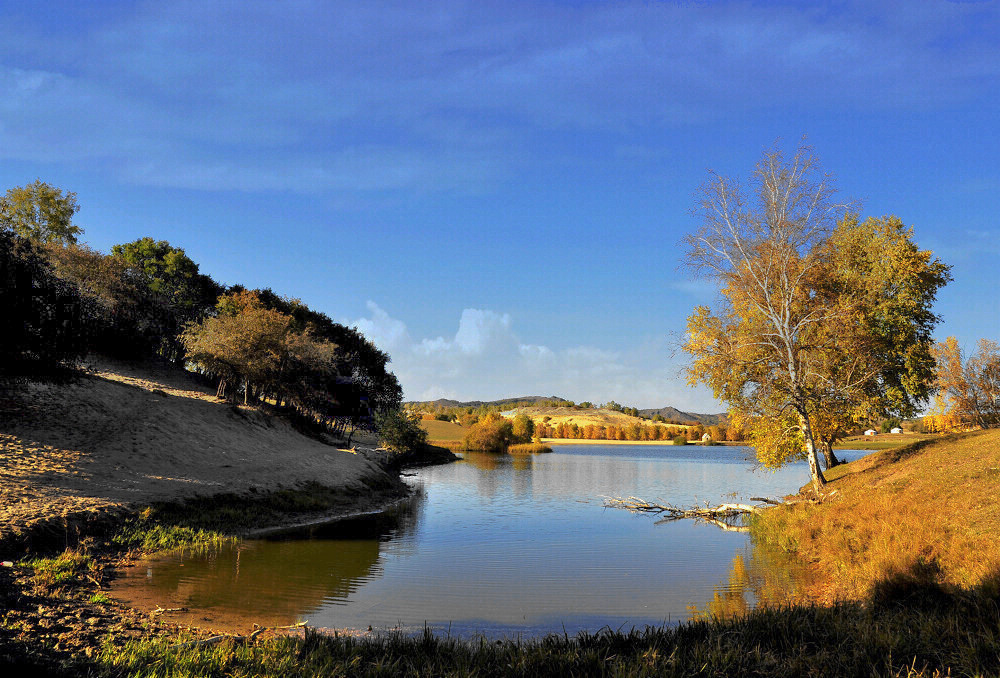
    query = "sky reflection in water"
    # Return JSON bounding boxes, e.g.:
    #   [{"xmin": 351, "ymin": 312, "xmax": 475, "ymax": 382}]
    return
[{"xmin": 114, "ymin": 446, "xmax": 866, "ymax": 637}]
